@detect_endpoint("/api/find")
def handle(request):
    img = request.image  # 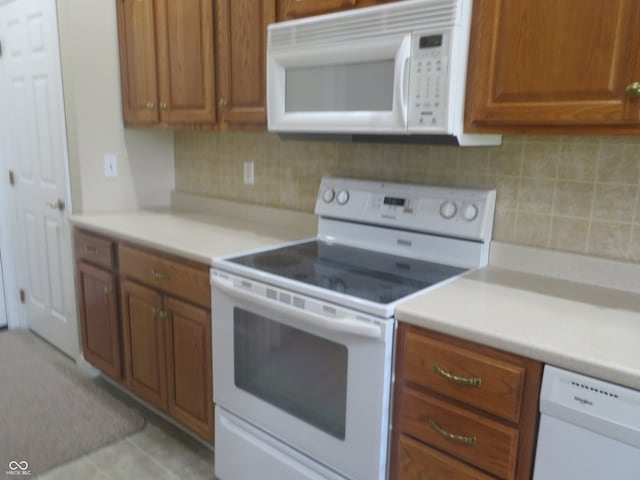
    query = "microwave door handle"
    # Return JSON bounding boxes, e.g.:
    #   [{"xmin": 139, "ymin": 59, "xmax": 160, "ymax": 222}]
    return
[
  {"xmin": 212, "ymin": 277, "xmax": 382, "ymax": 339},
  {"xmin": 396, "ymin": 36, "xmax": 411, "ymax": 126}
]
